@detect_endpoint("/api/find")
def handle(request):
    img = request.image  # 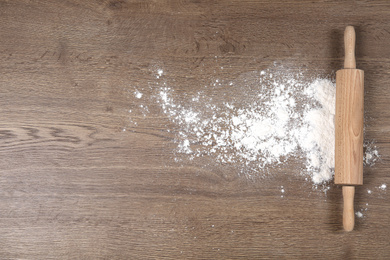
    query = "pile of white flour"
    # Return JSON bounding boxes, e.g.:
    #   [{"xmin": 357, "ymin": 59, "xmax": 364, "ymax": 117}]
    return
[{"xmin": 129, "ymin": 68, "xmax": 379, "ymax": 185}]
